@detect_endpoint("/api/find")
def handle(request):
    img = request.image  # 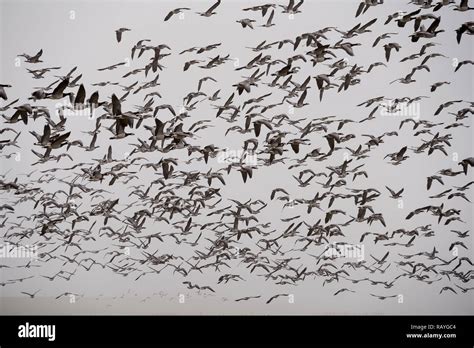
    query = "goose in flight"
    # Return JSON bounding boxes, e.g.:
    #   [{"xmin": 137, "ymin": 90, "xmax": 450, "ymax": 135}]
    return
[
  {"xmin": 439, "ymin": 287, "xmax": 457, "ymax": 294},
  {"xmin": 430, "ymin": 81, "xmax": 450, "ymax": 92},
  {"xmin": 243, "ymin": 4, "xmax": 275, "ymax": 17},
  {"xmin": 98, "ymin": 62, "xmax": 126, "ymax": 71},
  {"xmin": 385, "ymin": 146, "xmax": 409, "ymax": 164},
  {"xmin": 46, "ymin": 78, "xmax": 73, "ymax": 101},
  {"xmin": 0, "ymin": 84, "xmax": 11, "ymax": 100},
  {"xmin": 454, "ymin": 59, "xmax": 474, "ymax": 72},
  {"xmin": 384, "ymin": 43, "xmax": 401, "ymax": 62},
  {"xmin": 385, "ymin": 186, "xmax": 404, "ymax": 199},
  {"xmin": 235, "ymin": 295, "xmax": 261, "ymax": 301},
  {"xmin": 237, "ymin": 19, "xmax": 256, "ymax": 29},
  {"xmin": 370, "ymin": 294, "xmax": 397, "ymax": 300},
  {"xmin": 458, "ymin": 157, "xmax": 474, "ymax": 175},
  {"xmin": 280, "ymin": 0, "xmax": 304, "ymax": 14},
  {"xmin": 164, "ymin": 7, "xmax": 190, "ymax": 21},
  {"xmin": 18, "ymin": 49, "xmax": 43, "ymax": 63},
  {"xmin": 286, "ymin": 88, "xmax": 309, "ymax": 108},
  {"xmin": 355, "ymin": 0, "xmax": 383, "ymax": 17},
  {"xmin": 197, "ymin": 0, "xmax": 221, "ymax": 17},
  {"xmin": 183, "ymin": 60, "xmax": 204, "ymax": 72},
  {"xmin": 456, "ymin": 21, "xmax": 474, "ymax": 44},
  {"xmin": 372, "ymin": 33, "xmax": 398, "ymax": 47},
  {"xmin": 393, "ymin": 9, "xmax": 421, "ymax": 27},
  {"xmin": 115, "ymin": 28, "xmax": 130, "ymax": 43},
  {"xmin": 21, "ymin": 290, "xmax": 40, "ymax": 298},
  {"xmin": 260, "ymin": 10, "xmax": 275, "ymax": 28},
  {"xmin": 371, "ymin": 251, "xmax": 390, "ymax": 265},
  {"xmin": 266, "ymin": 293, "xmax": 289, "ymax": 304},
  {"xmin": 410, "ymin": 17, "xmax": 444, "ymax": 42},
  {"xmin": 334, "ymin": 288, "xmax": 355, "ymax": 296},
  {"xmin": 453, "ymin": 0, "xmax": 474, "ymax": 11}
]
